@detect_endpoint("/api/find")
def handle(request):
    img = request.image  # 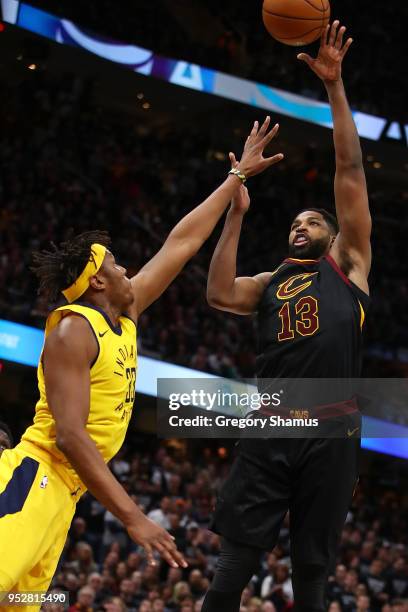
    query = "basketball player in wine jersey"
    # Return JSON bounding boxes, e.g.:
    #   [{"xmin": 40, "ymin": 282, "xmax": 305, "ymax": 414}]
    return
[
  {"xmin": 0, "ymin": 120, "xmax": 284, "ymax": 606},
  {"xmin": 204, "ymin": 22, "xmax": 371, "ymax": 612}
]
